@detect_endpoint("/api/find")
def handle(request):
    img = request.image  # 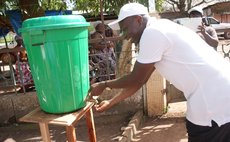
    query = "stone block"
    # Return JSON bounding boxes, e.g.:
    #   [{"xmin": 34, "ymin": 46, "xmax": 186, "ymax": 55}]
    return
[
  {"xmin": 0, "ymin": 95, "xmax": 14, "ymax": 124},
  {"xmin": 11, "ymin": 92, "xmax": 39, "ymax": 121}
]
